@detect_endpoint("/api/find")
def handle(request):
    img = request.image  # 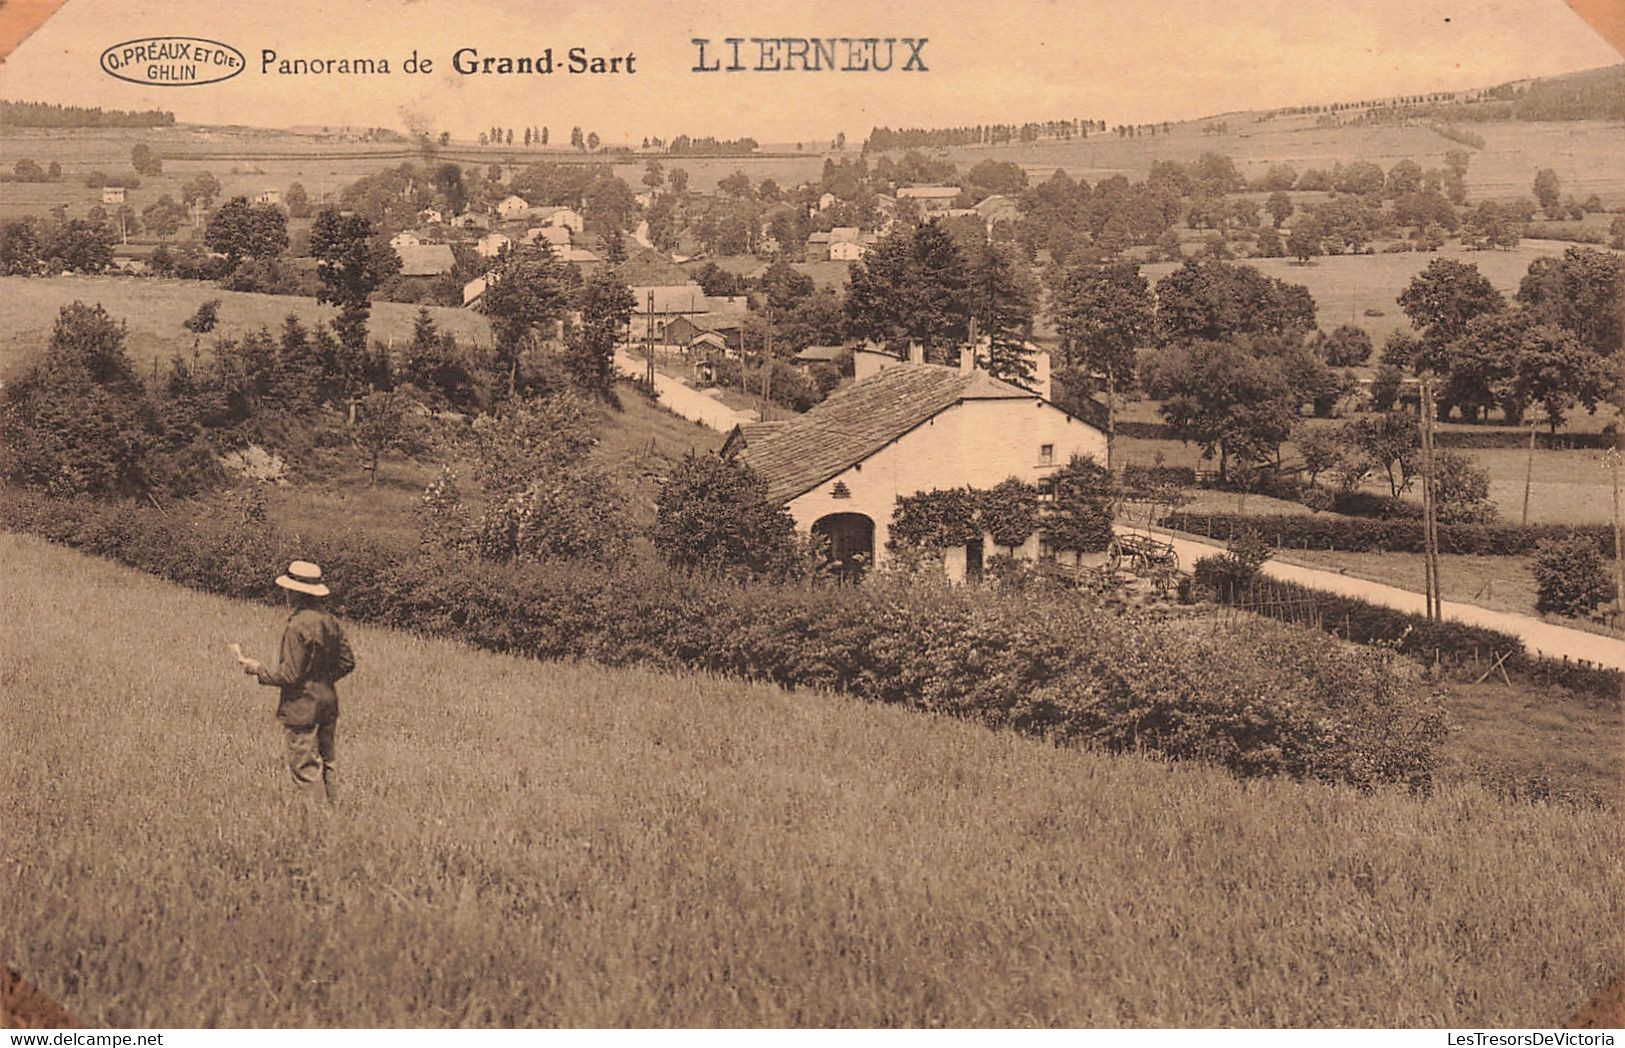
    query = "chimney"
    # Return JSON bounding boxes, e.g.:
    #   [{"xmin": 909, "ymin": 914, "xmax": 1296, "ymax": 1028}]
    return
[
  {"xmin": 907, "ymin": 340, "xmax": 924, "ymax": 366},
  {"xmin": 959, "ymin": 344, "xmax": 976, "ymax": 375}
]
